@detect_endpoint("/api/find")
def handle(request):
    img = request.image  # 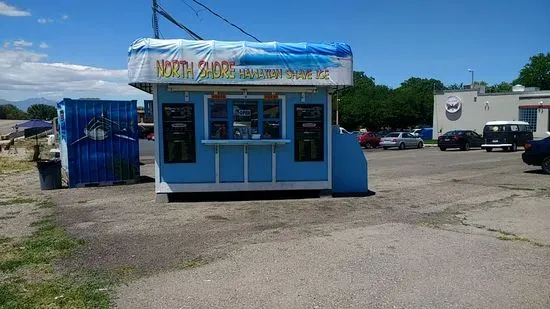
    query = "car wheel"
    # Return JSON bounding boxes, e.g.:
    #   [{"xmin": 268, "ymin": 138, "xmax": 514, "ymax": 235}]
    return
[
  {"xmin": 502, "ymin": 147, "xmax": 509, "ymax": 151},
  {"xmin": 399, "ymin": 143, "xmax": 405, "ymax": 150},
  {"xmin": 485, "ymin": 148, "xmax": 493, "ymax": 152},
  {"xmin": 417, "ymin": 142, "xmax": 423, "ymax": 149},
  {"xmin": 510, "ymin": 143, "xmax": 517, "ymax": 152},
  {"xmin": 542, "ymin": 157, "xmax": 550, "ymax": 174},
  {"xmin": 439, "ymin": 147, "xmax": 446, "ymax": 151},
  {"xmin": 461, "ymin": 142, "xmax": 470, "ymax": 151}
]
